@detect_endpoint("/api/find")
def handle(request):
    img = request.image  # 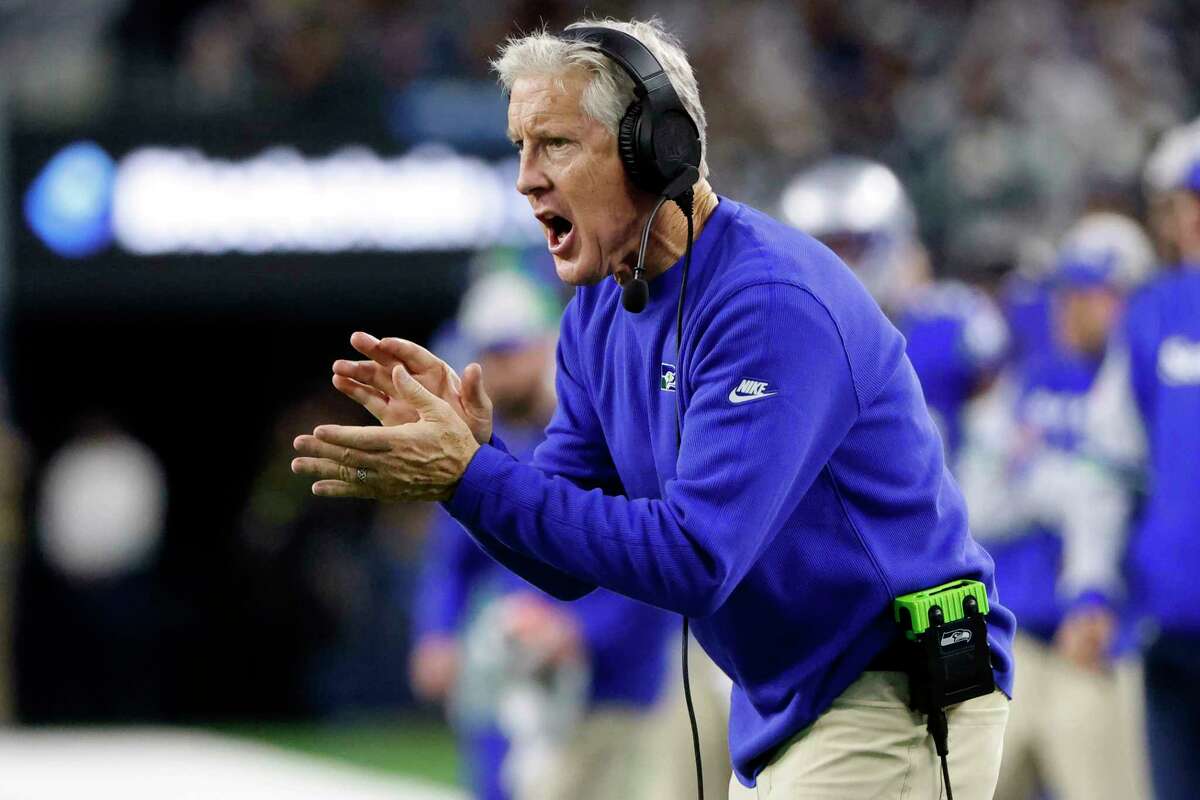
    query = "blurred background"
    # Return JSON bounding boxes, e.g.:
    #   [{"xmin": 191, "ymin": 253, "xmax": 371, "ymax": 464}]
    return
[{"xmin": 1, "ymin": 0, "xmax": 1198, "ymax": 798}]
